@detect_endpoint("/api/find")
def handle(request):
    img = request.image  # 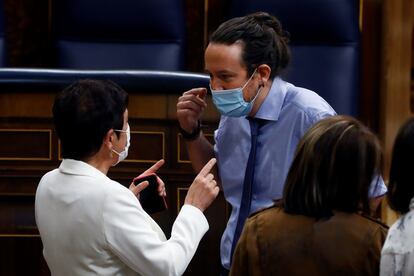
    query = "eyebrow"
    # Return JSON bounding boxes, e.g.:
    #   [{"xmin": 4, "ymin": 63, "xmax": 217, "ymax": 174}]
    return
[{"xmin": 204, "ymin": 69, "xmax": 235, "ymax": 75}]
